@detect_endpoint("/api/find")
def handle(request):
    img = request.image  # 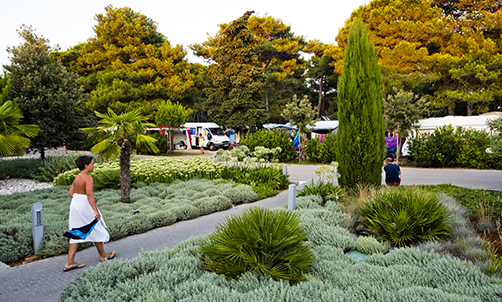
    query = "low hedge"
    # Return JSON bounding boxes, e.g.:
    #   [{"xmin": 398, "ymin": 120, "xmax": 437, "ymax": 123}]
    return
[
  {"xmin": 0, "ymin": 154, "xmax": 103, "ymax": 182},
  {"xmin": 408, "ymin": 125, "xmax": 499, "ymax": 169},
  {"xmin": 305, "ymin": 133, "xmax": 337, "ymax": 164}
]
